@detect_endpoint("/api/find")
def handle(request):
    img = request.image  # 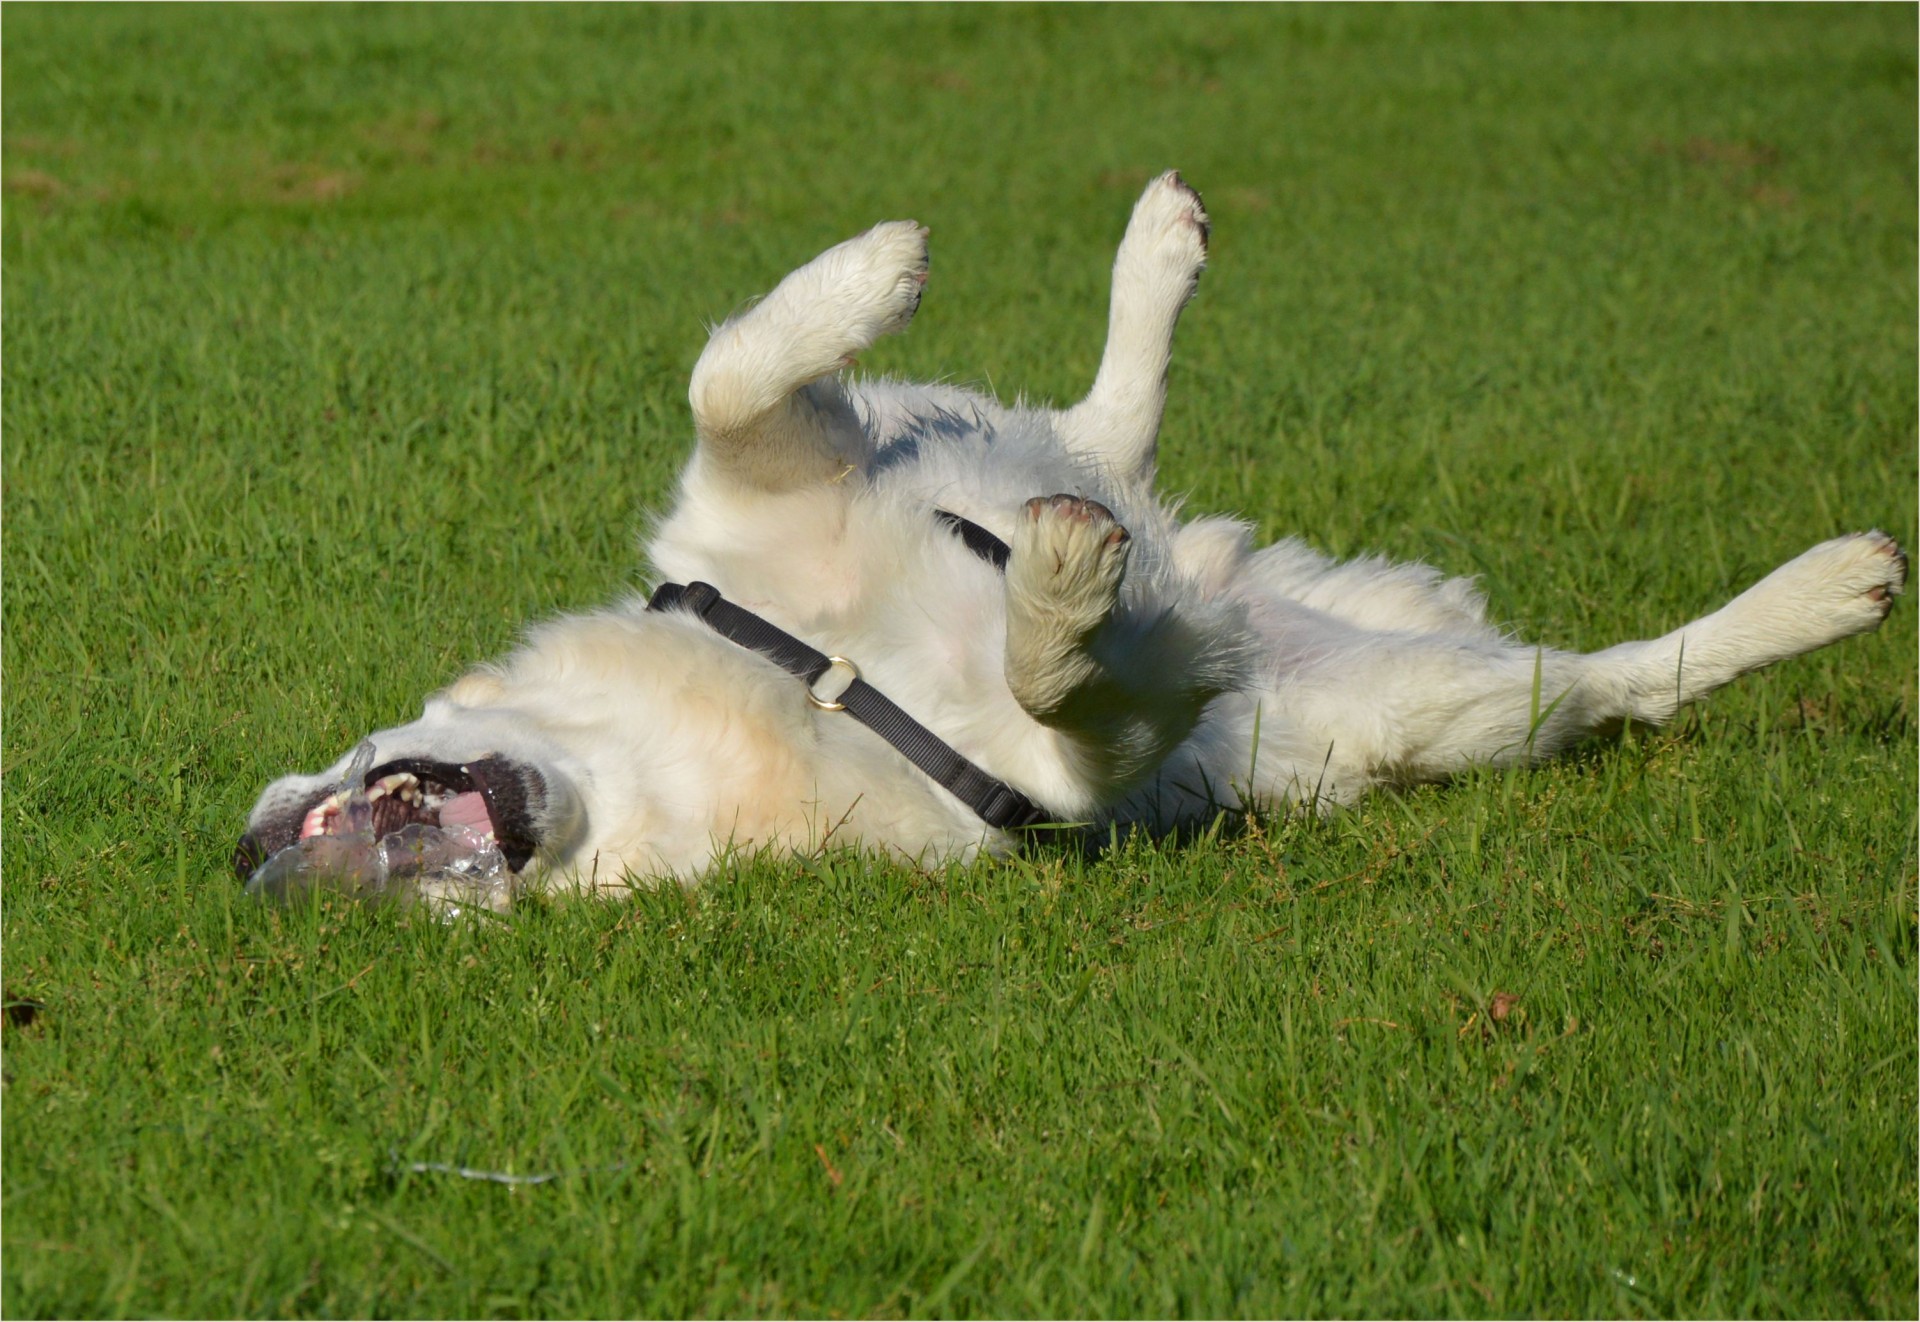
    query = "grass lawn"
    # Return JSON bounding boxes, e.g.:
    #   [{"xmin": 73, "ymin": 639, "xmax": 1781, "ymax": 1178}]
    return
[{"xmin": 3, "ymin": 5, "xmax": 1915, "ymax": 1316}]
